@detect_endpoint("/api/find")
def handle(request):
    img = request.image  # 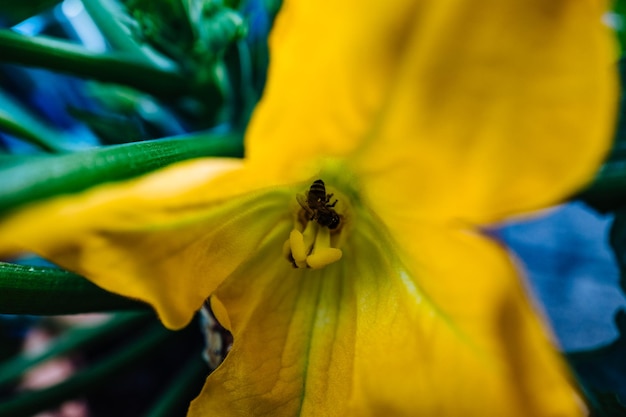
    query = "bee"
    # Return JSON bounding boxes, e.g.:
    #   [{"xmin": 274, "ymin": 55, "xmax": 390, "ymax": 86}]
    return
[{"xmin": 296, "ymin": 179, "xmax": 340, "ymax": 229}]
